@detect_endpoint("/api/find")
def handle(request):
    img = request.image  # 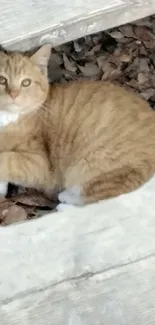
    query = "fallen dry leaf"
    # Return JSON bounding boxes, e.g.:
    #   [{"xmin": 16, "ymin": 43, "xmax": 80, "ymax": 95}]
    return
[
  {"xmin": 86, "ymin": 44, "xmax": 102, "ymax": 56},
  {"xmin": 78, "ymin": 63, "xmax": 100, "ymax": 77},
  {"xmin": 119, "ymin": 53, "xmax": 132, "ymax": 63},
  {"xmin": 74, "ymin": 41, "xmax": 83, "ymax": 53},
  {"xmin": 126, "ymin": 79, "xmax": 139, "ymax": 90},
  {"xmin": 119, "ymin": 25, "xmax": 135, "ymax": 38},
  {"xmin": 63, "ymin": 53, "xmax": 77, "ymax": 72},
  {"xmin": 142, "ymin": 40, "xmax": 155, "ymax": 49},
  {"xmin": 133, "ymin": 25, "xmax": 155, "ymax": 42},
  {"xmin": 12, "ymin": 190, "xmax": 56, "ymax": 208},
  {"xmin": 134, "ymin": 18, "xmax": 152, "ymax": 28},
  {"xmin": 108, "ymin": 31, "xmax": 123, "ymax": 40},
  {"xmin": 113, "ymin": 48, "xmax": 132, "ymax": 62},
  {"xmin": 139, "ymin": 58, "xmax": 150, "ymax": 72},
  {"xmin": 140, "ymin": 88, "xmax": 155, "ymax": 100},
  {"xmin": 137, "ymin": 72, "xmax": 149, "ymax": 85},
  {"xmin": 96, "ymin": 55, "xmax": 108, "ymax": 68},
  {"xmin": 101, "ymin": 62, "xmax": 121, "ymax": 81},
  {"xmin": 0, "ymin": 205, "xmax": 27, "ymax": 226}
]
